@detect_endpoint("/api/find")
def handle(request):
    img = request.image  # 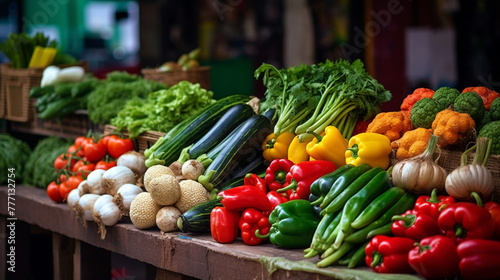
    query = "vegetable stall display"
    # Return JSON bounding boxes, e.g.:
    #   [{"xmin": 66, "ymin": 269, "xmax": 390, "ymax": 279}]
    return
[{"xmin": 3, "ymin": 56, "xmax": 500, "ymax": 280}]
